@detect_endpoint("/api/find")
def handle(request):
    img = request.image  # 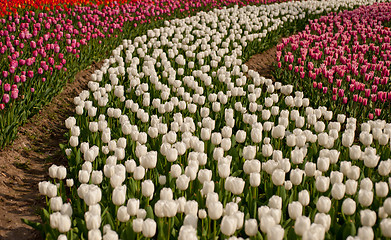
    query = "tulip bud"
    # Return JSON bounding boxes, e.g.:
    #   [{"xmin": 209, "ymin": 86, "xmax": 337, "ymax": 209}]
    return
[
  {"xmin": 316, "ymin": 196, "xmax": 331, "ymax": 213},
  {"xmin": 132, "ymin": 218, "xmax": 143, "ymax": 233},
  {"xmin": 79, "ymin": 170, "xmax": 90, "ymax": 184},
  {"xmin": 295, "ymin": 216, "xmax": 311, "ymax": 236},
  {"xmin": 243, "ymin": 146, "xmax": 256, "ymax": 160},
  {"xmin": 360, "ymin": 209, "xmax": 377, "ymax": 227},
  {"xmin": 112, "ymin": 185, "xmax": 126, "ymax": 206},
  {"xmin": 176, "ymin": 175, "xmax": 190, "ymax": 191},
  {"xmin": 221, "ymin": 215, "xmax": 237, "ymax": 236},
  {"xmin": 271, "ymin": 125, "xmax": 285, "ymax": 139},
  {"xmin": 330, "ymin": 171, "xmax": 343, "ymax": 185},
  {"xmin": 185, "ymin": 200, "xmax": 198, "ymax": 216},
  {"xmin": 170, "ymin": 164, "xmax": 182, "ymax": 178},
  {"xmin": 250, "ymin": 173, "xmax": 261, "ymax": 187},
  {"xmin": 142, "ymin": 219, "xmax": 156, "ymax": 238},
  {"xmin": 315, "ymin": 176, "xmax": 330, "ymax": 192},
  {"xmin": 88, "ymin": 229, "xmax": 102, "ymax": 240},
  {"xmin": 269, "ymin": 195, "xmax": 282, "ymax": 209},
  {"xmin": 288, "ymin": 201, "xmax": 302, "ymax": 220},
  {"xmin": 358, "ymin": 189, "xmax": 373, "ymax": 207},
  {"xmin": 235, "ymin": 130, "xmax": 246, "ymax": 143},
  {"xmin": 141, "ymin": 180, "xmax": 154, "ymax": 199},
  {"xmin": 271, "ymin": 169, "xmax": 285, "ymax": 186},
  {"xmin": 91, "ymin": 171, "xmax": 103, "ymax": 185},
  {"xmin": 251, "ymin": 127, "xmax": 262, "ymax": 143},
  {"xmin": 198, "ymin": 169, "xmax": 212, "ymax": 184},
  {"xmin": 349, "ymin": 145, "xmax": 361, "ymax": 160},
  {"xmin": 117, "ymin": 206, "xmax": 130, "ymax": 222},
  {"xmin": 66, "ymin": 179, "xmax": 74, "ymax": 188},
  {"xmin": 331, "ymin": 183, "xmax": 346, "ymax": 200},
  {"xmin": 305, "ymin": 162, "xmax": 316, "ymax": 177},
  {"xmin": 267, "ymin": 224, "xmax": 284, "ymax": 240},
  {"xmin": 50, "ymin": 197, "xmax": 63, "ymax": 212},
  {"xmin": 290, "ymin": 169, "xmax": 303, "ymax": 186},
  {"xmin": 134, "ymin": 166, "xmax": 145, "ymax": 180},
  {"xmin": 178, "ymin": 225, "xmax": 197, "ymax": 240},
  {"xmin": 314, "ymin": 213, "xmax": 331, "ymax": 231},
  {"xmin": 127, "ymin": 198, "xmax": 139, "ymax": 216},
  {"xmin": 381, "ymin": 218, "xmax": 391, "ymax": 237},
  {"xmin": 376, "ymin": 182, "xmax": 389, "ymax": 198},
  {"xmin": 208, "ymin": 201, "xmax": 223, "ymax": 220}
]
